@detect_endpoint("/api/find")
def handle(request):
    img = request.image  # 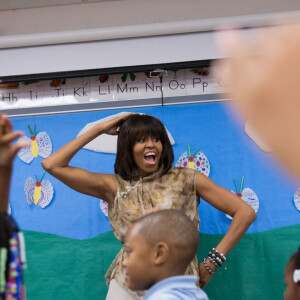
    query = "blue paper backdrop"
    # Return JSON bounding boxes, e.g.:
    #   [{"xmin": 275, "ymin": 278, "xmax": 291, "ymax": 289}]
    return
[{"xmin": 10, "ymin": 102, "xmax": 299, "ymax": 240}]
